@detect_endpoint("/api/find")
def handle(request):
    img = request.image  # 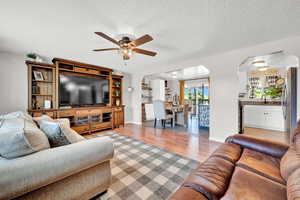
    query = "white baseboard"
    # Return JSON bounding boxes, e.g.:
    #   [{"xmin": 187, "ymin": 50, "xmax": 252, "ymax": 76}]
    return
[
  {"xmin": 127, "ymin": 121, "xmax": 142, "ymax": 125},
  {"xmin": 244, "ymin": 124, "xmax": 285, "ymax": 132},
  {"xmin": 209, "ymin": 136, "xmax": 225, "ymax": 143}
]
